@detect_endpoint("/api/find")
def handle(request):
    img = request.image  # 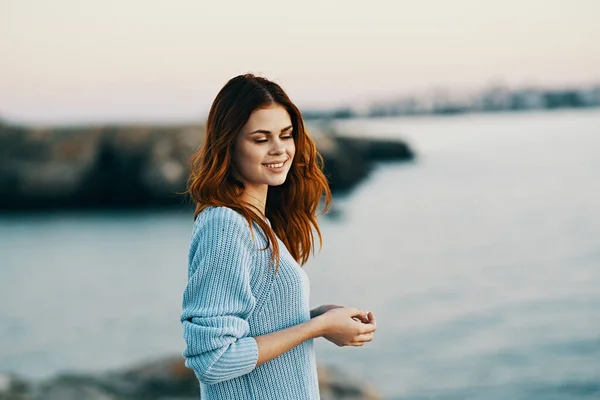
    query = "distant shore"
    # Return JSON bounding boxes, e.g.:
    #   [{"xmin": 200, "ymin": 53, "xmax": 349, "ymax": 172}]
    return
[{"xmin": 302, "ymin": 84, "xmax": 600, "ymax": 120}]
